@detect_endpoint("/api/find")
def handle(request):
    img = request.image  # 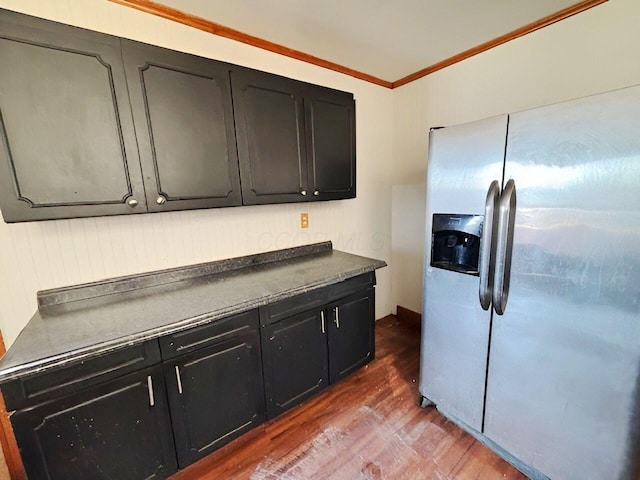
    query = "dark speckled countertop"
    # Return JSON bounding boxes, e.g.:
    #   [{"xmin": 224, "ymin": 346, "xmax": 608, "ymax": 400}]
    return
[{"xmin": 0, "ymin": 242, "xmax": 386, "ymax": 382}]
